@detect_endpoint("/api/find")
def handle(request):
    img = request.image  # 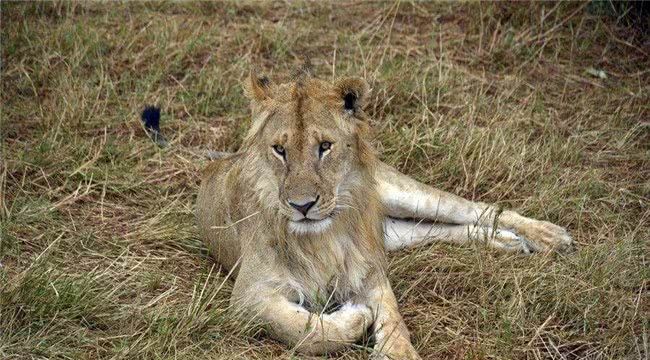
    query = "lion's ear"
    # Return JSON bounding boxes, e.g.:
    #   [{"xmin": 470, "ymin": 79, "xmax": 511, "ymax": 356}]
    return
[
  {"xmin": 243, "ymin": 70, "xmax": 273, "ymax": 102},
  {"xmin": 334, "ymin": 77, "xmax": 369, "ymax": 113}
]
